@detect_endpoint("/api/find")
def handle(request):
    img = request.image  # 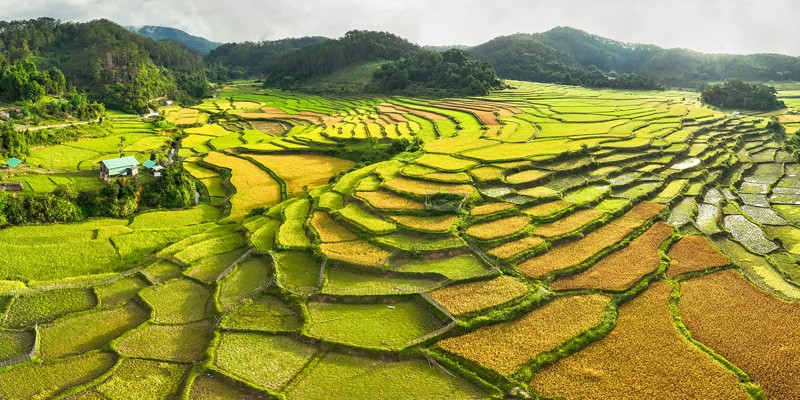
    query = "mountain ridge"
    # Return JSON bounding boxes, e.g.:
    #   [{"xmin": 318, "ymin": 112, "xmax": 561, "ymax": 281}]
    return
[{"xmin": 127, "ymin": 25, "xmax": 222, "ymax": 54}]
